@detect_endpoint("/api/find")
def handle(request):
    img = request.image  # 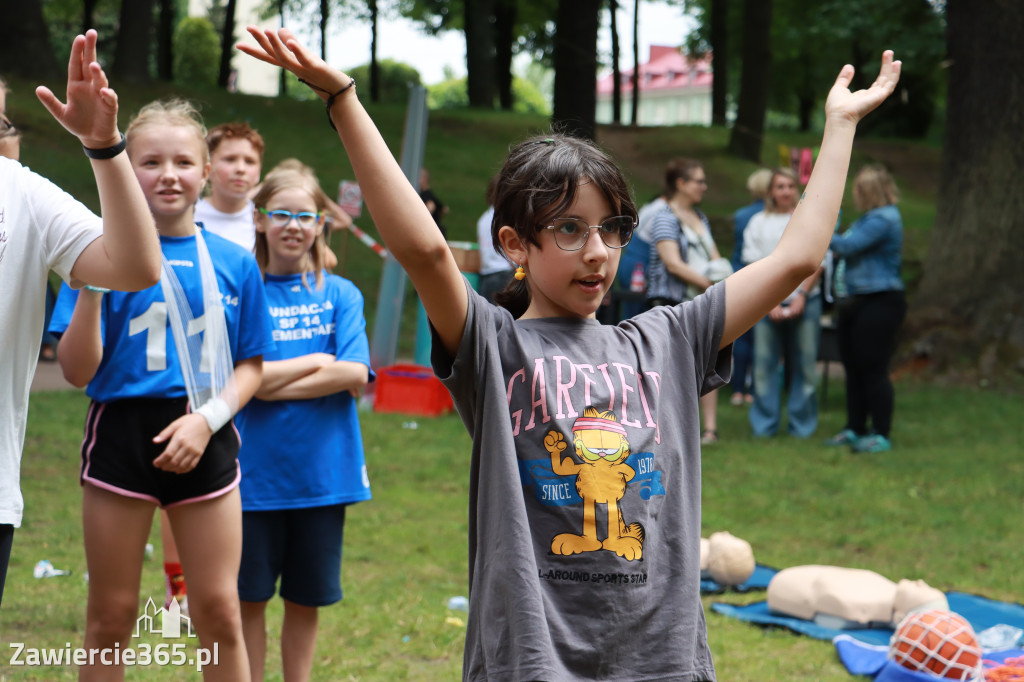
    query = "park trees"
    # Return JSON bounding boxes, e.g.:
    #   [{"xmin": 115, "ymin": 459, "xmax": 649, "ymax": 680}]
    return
[
  {"xmin": 904, "ymin": 0, "xmax": 1024, "ymax": 382},
  {"xmin": 0, "ymin": 0, "xmax": 59, "ymax": 79}
]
